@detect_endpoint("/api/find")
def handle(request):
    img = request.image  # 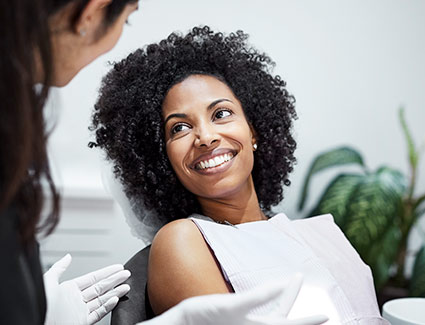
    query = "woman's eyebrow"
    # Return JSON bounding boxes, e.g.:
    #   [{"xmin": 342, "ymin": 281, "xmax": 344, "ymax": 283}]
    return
[
  {"xmin": 207, "ymin": 98, "xmax": 233, "ymax": 110},
  {"xmin": 164, "ymin": 99, "xmax": 233, "ymax": 124},
  {"xmin": 164, "ymin": 113, "xmax": 187, "ymax": 125}
]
